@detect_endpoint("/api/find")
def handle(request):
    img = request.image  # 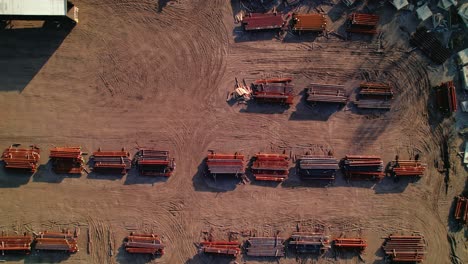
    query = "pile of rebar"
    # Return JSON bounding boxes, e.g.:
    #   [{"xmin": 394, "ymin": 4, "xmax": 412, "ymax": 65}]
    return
[
  {"xmin": 251, "ymin": 153, "xmax": 289, "ymax": 182},
  {"xmin": 346, "ymin": 13, "xmax": 379, "ymax": 34},
  {"xmin": 133, "ymin": 149, "xmax": 175, "ymax": 177},
  {"xmin": 124, "ymin": 233, "xmax": 165, "ymax": 255},
  {"xmin": 297, "ymin": 155, "xmax": 338, "ymax": 181},
  {"xmin": 333, "ymin": 238, "xmax": 367, "ymax": 250},
  {"xmin": 342, "ymin": 155, "xmax": 384, "ymax": 180},
  {"xmin": 246, "ymin": 237, "xmax": 285, "ymax": 257},
  {"xmin": 200, "ymin": 241, "xmax": 240, "ymax": 257},
  {"xmin": 382, "ymin": 235, "xmax": 426, "ymax": 262},
  {"xmin": 0, "ymin": 234, "xmax": 33, "ymax": 254},
  {"xmin": 305, "ymin": 83, "xmax": 347, "ymax": 104},
  {"xmin": 1, "ymin": 145, "xmax": 40, "ymax": 172},
  {"xmin": 410, "ymin": 27, "xmax": 451, "ymax": 64},
  {"xmin": 454, "ymin": 196, "xmax": 468, "ymax": 224},
  {"xmin": 35, "ymin": 230, "xmax": 79, "ymax": 253},
  {"xmin": 49, "ymin": 147, "xmax": 84, "ymax": 174},
  {"xmin": 359, "ymin": 82, "xmax": 393, "ymax": 99},
  {"xmin": 292, "ymin": 13, "xmax": 326, "ymax": 32},
  {"xmin": 435, "ymin": 81, "xmax": 457, "ymax": 113},
  {"xmin": 251, "ymin": 78, "xmax": 294, "ymax": 105},
  {"xmin": 91, "ymin": 148, "xmax": 131, "ymax": 174},
  {"xmin": 206, "ymin": 153, "xmax": 245, "ymax": 176},
  {"xmin": 242, "ymin": 12, "xmax": 285, "ymax": 31},
  {"xmin": 289, "ymin": 232, "xmax": 331, "ymax": 254},
  {"xmin": 389, "ymin": 160, "xmax": 426, "ymax": 177}
]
